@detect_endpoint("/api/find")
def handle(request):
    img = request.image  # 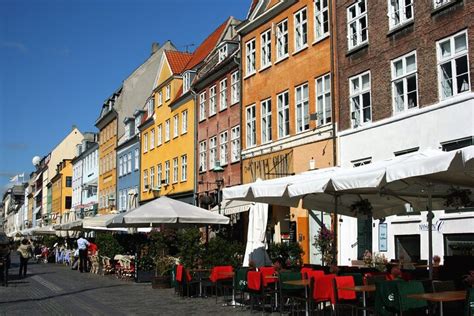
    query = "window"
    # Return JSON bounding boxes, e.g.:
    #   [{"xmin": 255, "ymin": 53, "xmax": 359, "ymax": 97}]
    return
[
  {"xmin": 127, "ymin": 152, "xmax": 132, "ymax": 173},
  {"xmin": 434, "ymin": 0, "xmax": 452, "ymax": 9},
  {"xmin": 316, "ymin": 73, "xmax": 332, "ymax": 126},
  {"xmin": 218, "ymin": 44, "xmax": 228, "ymax": 63},
  {"xmin": 261, "ymin": 29, "xmax": 272, "ymax": 69},
  {"xmin": 157, "ymin": 124, "xmax": 162, "ymax": 146},
  {"xmin": 392, "ymin": 51, "xmax": 418, "ymax": 113},
  {"xmin": 441, "ymin": 136, "xmax": 474, "ymax": 151},
  {"xmin": 245, "ymin": 39, "xmax": 256, "ymax": 75},
  {"xmin": 158, "ymin": 91, "xmax": 163, "ymax": 106},
  {"xmin": 295, "ymin": 83, "xmax": 310, "ymax": 133},
  {"xmin": 183, "ymin": 72, "xmax": 191, "ymax": 93},
  {"xmin": 277, "ymin": 91, "xmax": 290, "ymax": 138},
  {"xmin": 150, "ymin": 128, "xmax": 155, "ymax": 149},
  {"xmin": 124, "ymin": 123, "xmax": 130, "ymax": 140},
  {"xmin": 66, "ymin": 176, "xmax": 72, "ymax": 187},
  {"xmin": 437, "ymin": 30, "xmax": 470, "ymax": 100},
  {"xmin": 352, "ymin": 157, "xmax": 372, "ymax": 167},
  {"xmin": 134, "ymin": 116, "xmax": 140, "ymax": 135},
  {"xmin": 65, "ymin": 196, "xmax": 72, "ymax": 209},
  {"xmin": 143, "ymin": 169, "xmax": 148, "ymax": 190},
  {"xmin": 294, "ymin": 8, "xmax": 308, "ymax": 51},
  {"xmin": 246, "ymin": 105, "xmax": 256, "ymax": 148},
  {"xmin": 209, "ymin": 86, "xmax": 217, "ymax": 116},
  {"xmin": 181, "ymin": 110, "xmax": 188, "ymax": 134},
  {"xmin": 388, "ymin": 0, "xmax": 413, "ymax": 29},
  {"xmin": 350, "ymin": 71, "xmax": 371, "ymax": 128},
  {"xmin": 347, "ymin": 0, "xmax": 368, "ymax": 50},
  {"xmin": 276, "ymin": 19, "xmax": 289, "ymax": 60},
  {"xmin": 199, "ymin": 141, "xmax": 207, "ymax": 172},
  {"xmin": 165, "ymin": 119, "xmax": 170, "ymax": 142},
  {"xmin": 157, "ymin": 164, "xmax": 162, "ymax": 187},
  {"xmin": 261, "ymin": 98, "xmax": 272, "ymax": 143},
  {"xmin": 314, "ymin": 0, "xmax": 330, "ymax": 40},
  {"xmin": 165, "ymin": 85, "xmax": 171, "ymax": 100},
  {"xmin": 173, "ymin": 115, "xmax": 179, "ymax": 138},
  {"xmin": 199, "ymin": 92, "xmax": 206, "ymax": 121},
  {"xmin": 164, "ymin": 161, "xmax": 170, "ymax": 184},
  {"xmin": 143, "ymin": 133, "xmax": 148, "ymax": 152},
  {"xmin": 119, "ymin": 157, "xmax": 123, "ymax": 176},
  {"xmin": 231, "ymin": 71, "xmax": 240, "ymax": 104},
  {"xmin": 147, "ymin": 98, "xmax": 154, "ymax": 116},
  {"xmin": 209, "ymin": 136, "xmax": 217, "ymax": 170},
  {"xmin": 173, "ymin": 157, "xmax": 178, "ymax": 183},
  {"xmin": 181, "ymin": 155, "xmax": 187, "ymax": 181},
  {"xmin": 150, "ymin": 166, "xmax": 155, "ymax": 188},
  {"xmin": 220, "ymin": 131, "xmax": 228, "ymax": 165},
  {"xmin": 219, "ymin": 79, "xmax": 227, "ymax": 111},
  {"xmin": 134, "ymin": 148, "xmax": 139, "ymax": 170}
]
